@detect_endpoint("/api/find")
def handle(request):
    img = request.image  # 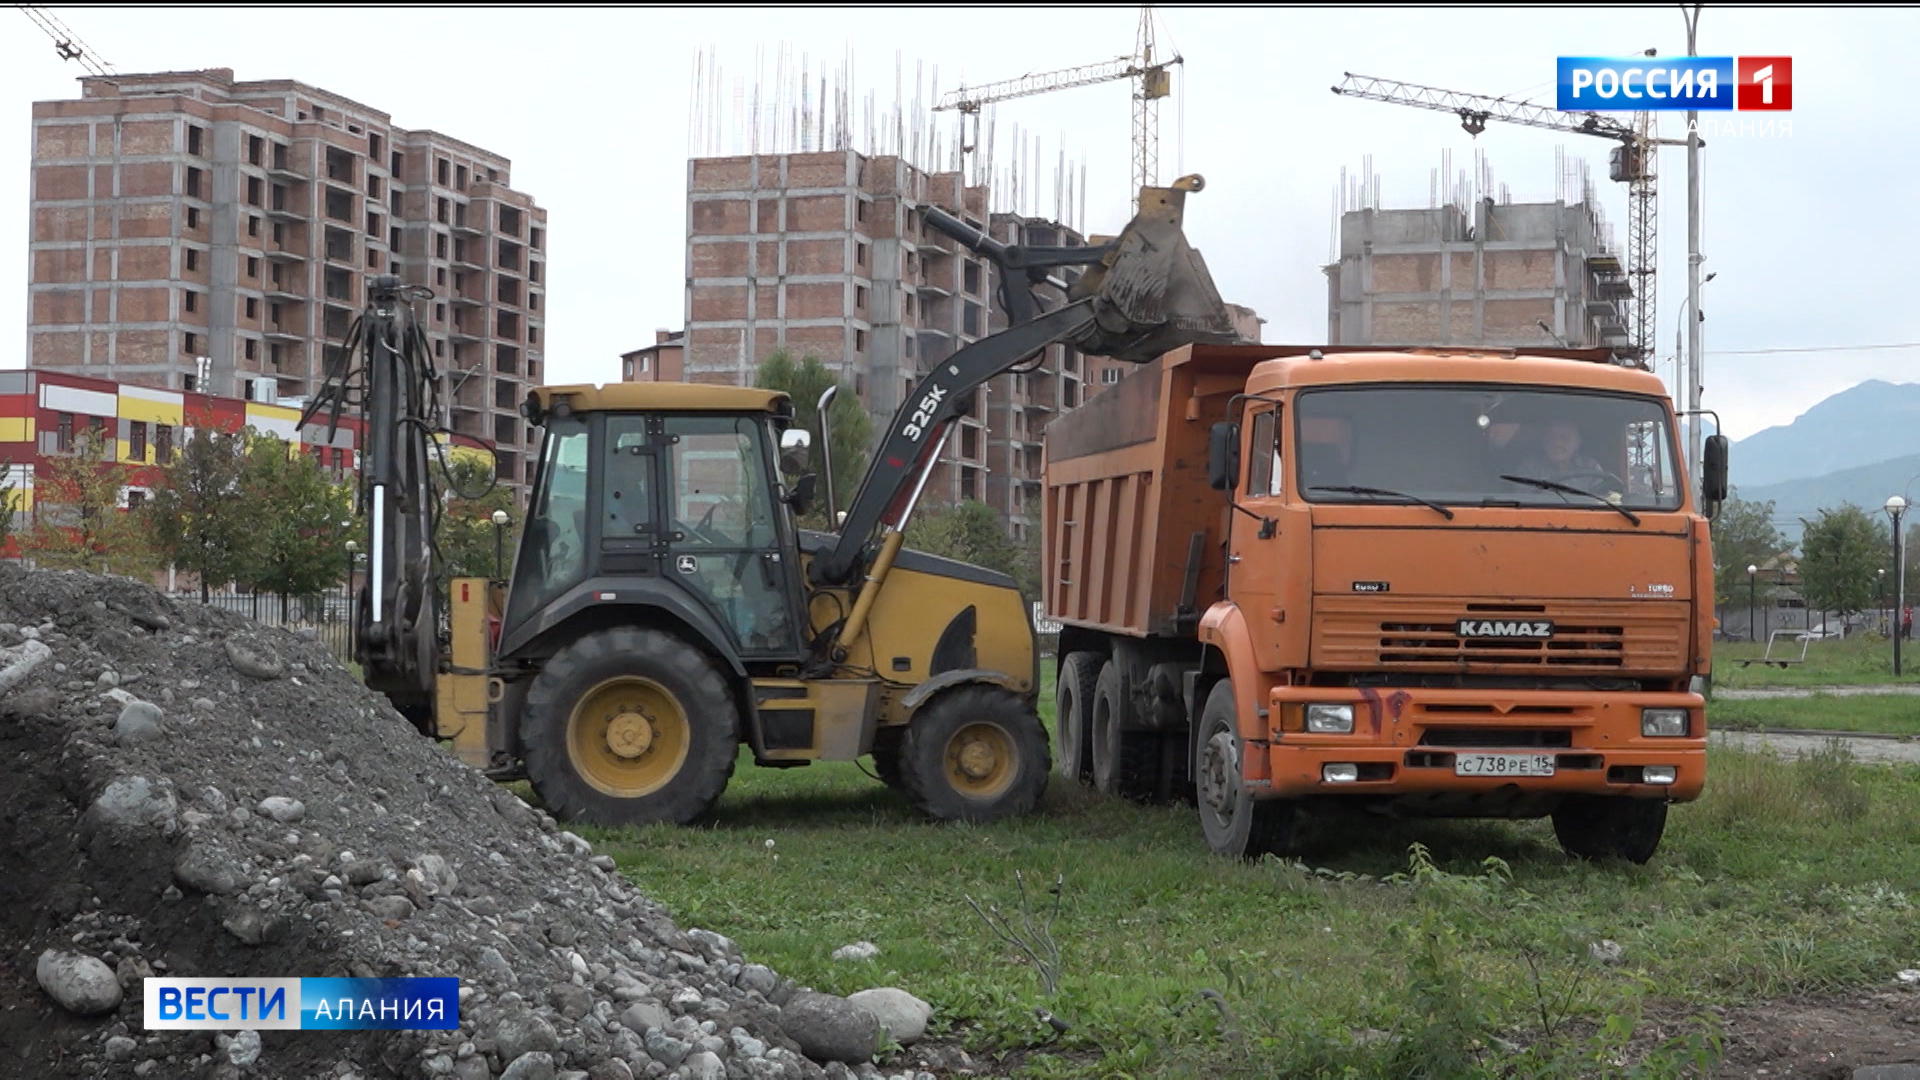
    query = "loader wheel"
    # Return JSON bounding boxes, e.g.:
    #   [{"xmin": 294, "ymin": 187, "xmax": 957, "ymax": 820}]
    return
[
  {"xmin": 521, "ymin": 627, "xmax": 739, "ymax": 827},
  {"xmin": 1055, "ymin": 652, "xmax": 1100, "ymax": 783},
  {"xmin": 1551, "ymin": 795, "xmax": 1667, "ymax": 865},
  {"xmin": 1195, "ymin": 679, "xmax": 1302, "ymax": 859},
  {"xmin": 1090, "ymin": 661, "xmax": 1159, "ymax": 801},
  {"xmin": 896, "ymin": 684, "xmax": 1050, "ymax": 823}
]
